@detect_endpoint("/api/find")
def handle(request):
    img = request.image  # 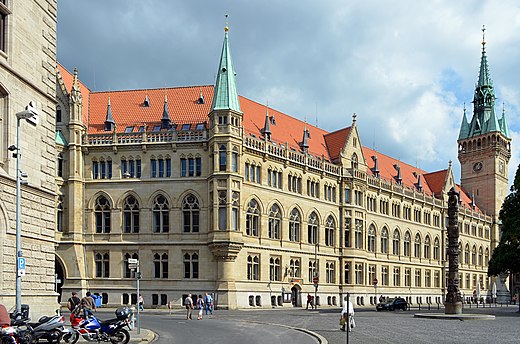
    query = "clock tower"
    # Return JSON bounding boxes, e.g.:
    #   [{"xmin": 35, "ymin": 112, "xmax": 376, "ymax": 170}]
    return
[{"xmin": 457, "ymin": 27, "xmax": 511, "ymax": 247}]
